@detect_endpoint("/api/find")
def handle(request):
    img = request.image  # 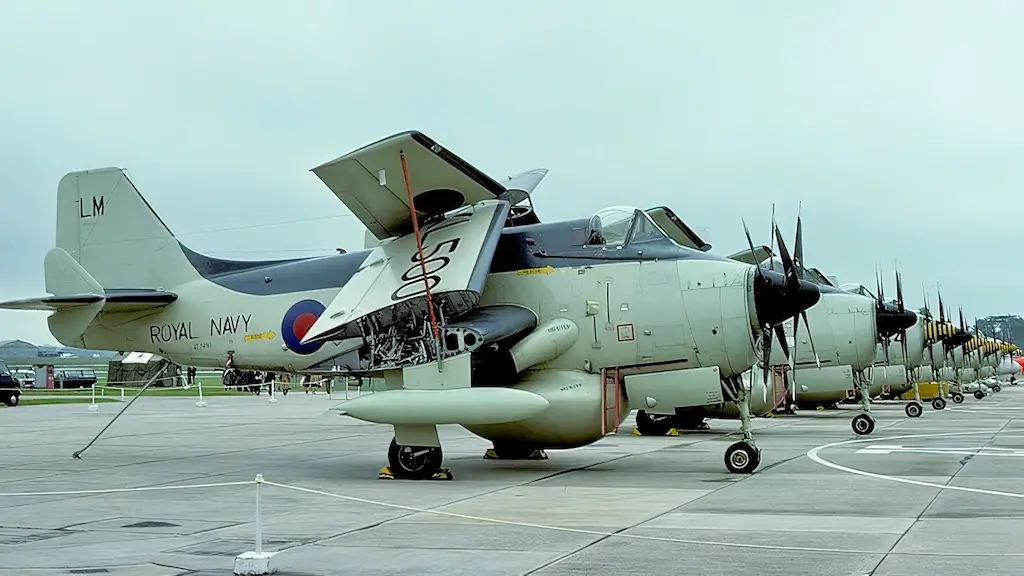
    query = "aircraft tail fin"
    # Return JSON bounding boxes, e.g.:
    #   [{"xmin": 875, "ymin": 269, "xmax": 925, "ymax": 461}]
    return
[{"xmin": 56, "ymin": 167, "xmax": 195, "ymax": 291}]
